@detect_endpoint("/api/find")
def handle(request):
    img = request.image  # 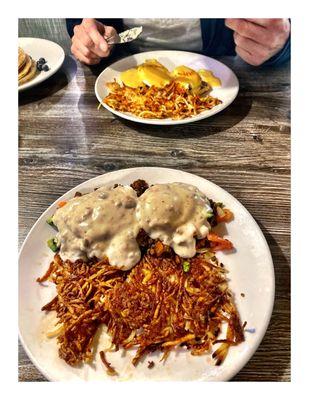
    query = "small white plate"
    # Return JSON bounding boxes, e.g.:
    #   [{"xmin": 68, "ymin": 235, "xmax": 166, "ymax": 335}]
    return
[
  {"xmin": 18, "ymin": 37, "xmax": 65, "ymax": 91},
  {"xmin": 95, "ymin": 50, "xmax": 239, "ymax": 125},
  {"xmin": 19, "ymin": 167, "xmax": 274, "ymax": 381}
]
